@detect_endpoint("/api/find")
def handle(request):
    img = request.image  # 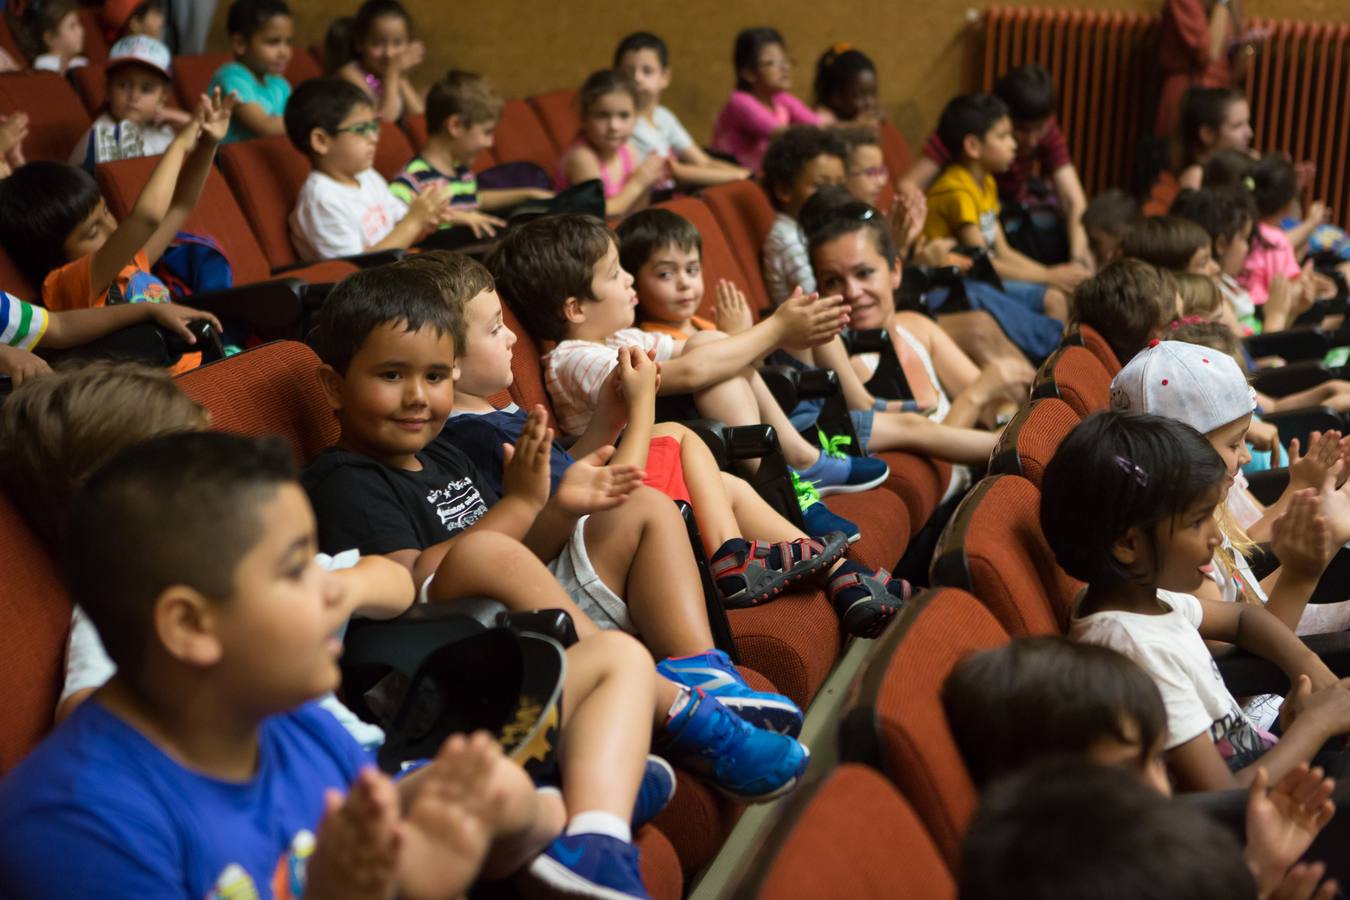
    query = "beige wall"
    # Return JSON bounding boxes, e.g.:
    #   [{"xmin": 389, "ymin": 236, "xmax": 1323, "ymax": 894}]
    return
[{"xmin": 212, "ymin": 0, "xmax": 1345, "ymax": 146}]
